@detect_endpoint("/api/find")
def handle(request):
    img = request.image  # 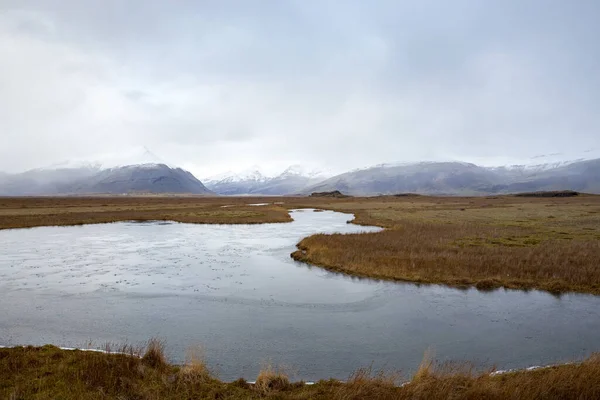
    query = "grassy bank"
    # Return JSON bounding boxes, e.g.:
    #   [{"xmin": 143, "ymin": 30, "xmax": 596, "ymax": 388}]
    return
[
  {"xmin": 0, "ymin": 197, "xmax": 292, "ymax": 229},
  {"xmin": 2, "ymin": 342, "xmax": 600, "ymax": 399},
  {"xmin": 290, "ymin": 195, "xmax": 600, "ymax": 295}
]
